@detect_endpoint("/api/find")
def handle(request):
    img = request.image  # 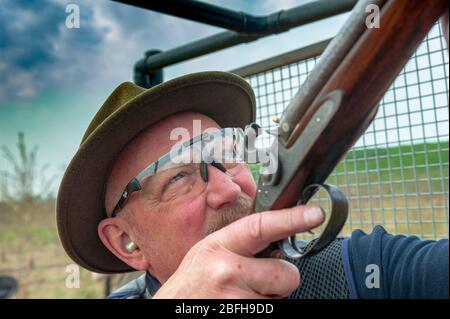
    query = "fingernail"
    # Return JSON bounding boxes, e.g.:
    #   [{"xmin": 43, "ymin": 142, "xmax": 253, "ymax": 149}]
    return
[{"xmin": 304, "ymin": 206, "xmax": 324, "ymax": 226}]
